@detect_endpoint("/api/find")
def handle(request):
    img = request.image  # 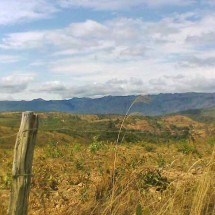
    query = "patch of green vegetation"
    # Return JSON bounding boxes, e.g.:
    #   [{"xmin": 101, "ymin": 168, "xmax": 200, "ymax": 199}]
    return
[
  {"xmin": 156, "ymin": 154, "xmax": 166, "ymax": 168},
  {"xmin": 179, "ymin": 107, "xmax": 215, "ymax": 123},
  {"xmin": 89, "ymin": 137, "xmax": 103, "ymax": 153},
  {"xmin": 1, "ymin": 111, "xmax": 214, "ymax": 149},
  {"xmin": 137, "ymin": 169, "xmax": 169, "ymax": 192},
  {"xmin": 177, "ymin": 141, "xmax": 198, "ymax": 155},
  {"xmin": 44, "ymin": 141, "xmax": 63, "ymax": 158},
  {"xmin": 206, "ymin": 137, "xmax": 215, "ymax": 146},
  {"xmin": 0, "ymin": 113, "xmax": 21, "ymax": 128}
]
